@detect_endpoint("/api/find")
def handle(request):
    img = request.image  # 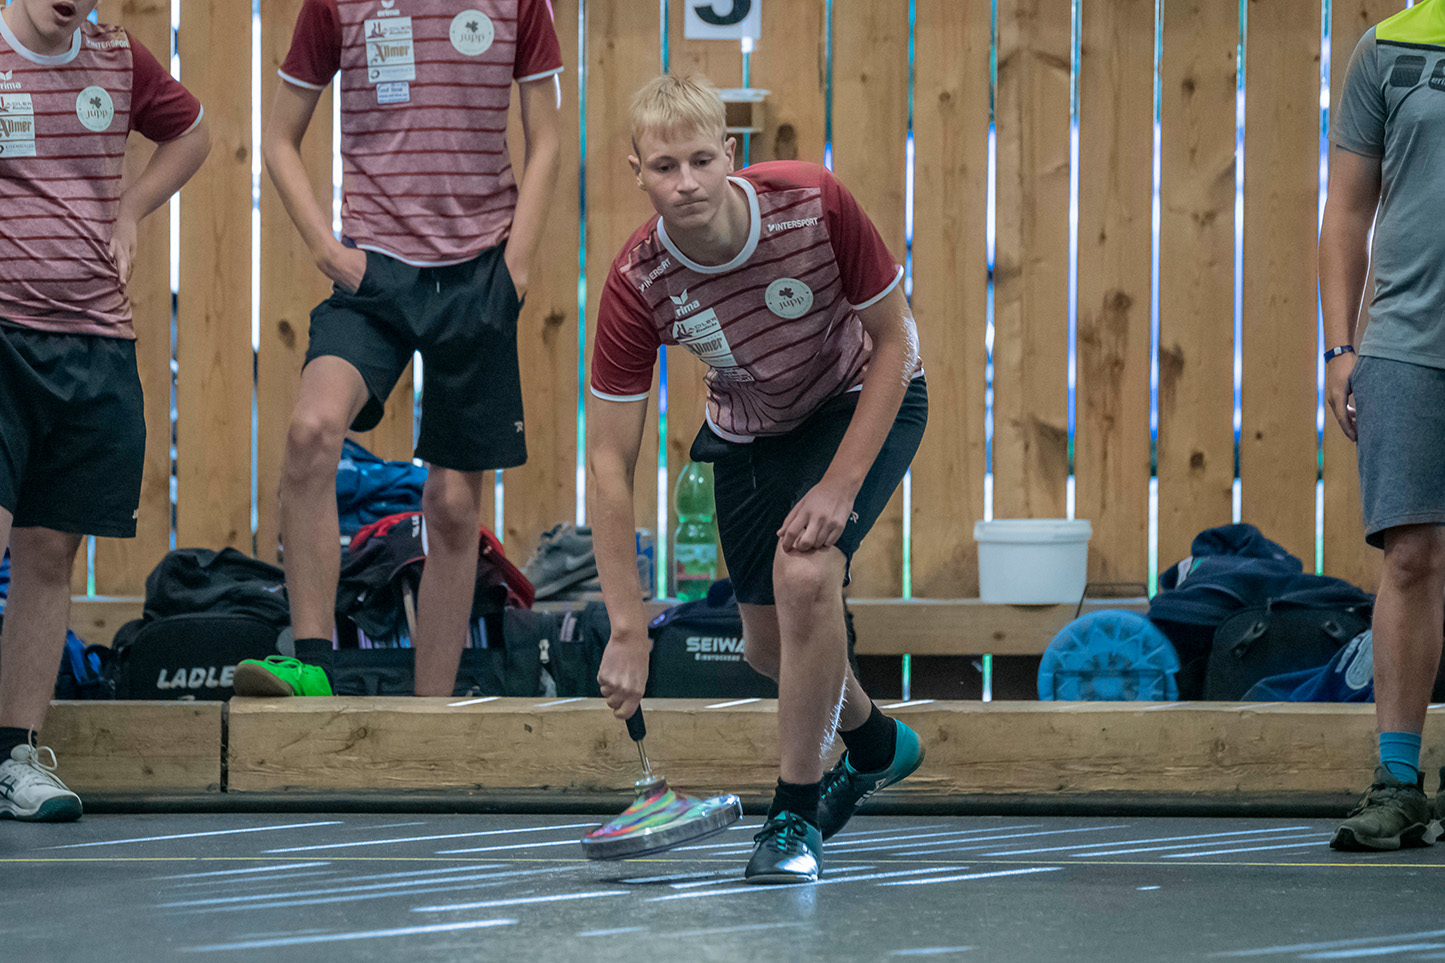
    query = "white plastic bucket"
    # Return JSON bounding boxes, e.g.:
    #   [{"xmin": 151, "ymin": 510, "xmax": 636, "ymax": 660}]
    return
[{"xmin": 974, "ymin": 518, "xmax": 1093, "ymax": 604}]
